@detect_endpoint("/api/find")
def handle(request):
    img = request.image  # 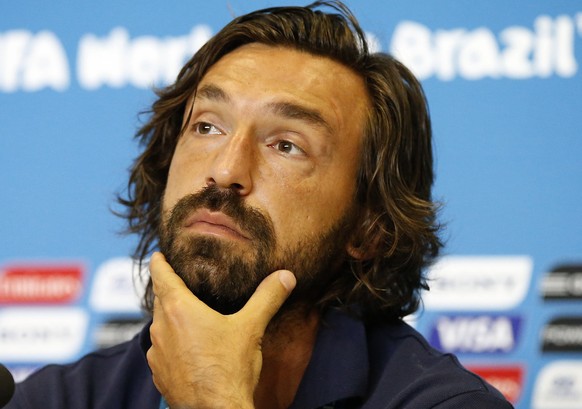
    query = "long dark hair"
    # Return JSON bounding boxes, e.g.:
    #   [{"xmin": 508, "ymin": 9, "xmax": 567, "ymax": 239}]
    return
[{"xmin": 117, "ymin": 1, "xmax": 442, "ymax": 322}]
